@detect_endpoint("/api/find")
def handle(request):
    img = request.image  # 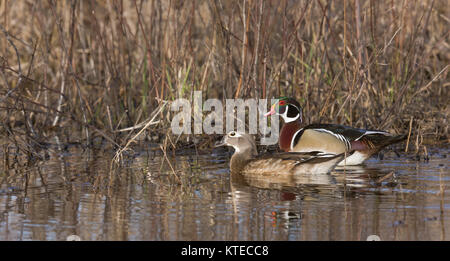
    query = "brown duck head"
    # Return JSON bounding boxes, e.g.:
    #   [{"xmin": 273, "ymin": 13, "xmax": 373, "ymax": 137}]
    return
[{"xmin": 215, "ymin": 131, "xmax": 258, "ymax": 173}]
